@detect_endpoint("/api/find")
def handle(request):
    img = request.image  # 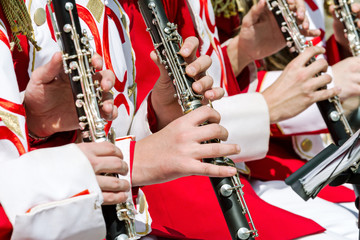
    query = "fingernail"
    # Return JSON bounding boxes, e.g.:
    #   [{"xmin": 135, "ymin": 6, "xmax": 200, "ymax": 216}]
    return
[
  {"xmin": 236, "ymin": 145, "xmax": 241, "ymax": 153},
  {"xmin": 181, "ymin": 48, "xmax": 190, "ymax": 56},
  {"xmin": 193, "ymin": 82, "xmax": 202, "ymax": 92},
  {"xmin": 107, "ymin": 80, "xmax": 113, "ymax": 90},
  {"xmin": 228, "ymin": 167, "xmax": 237, "ymax": 175},
  {"xmin": 187, "ymin": 66, "xmax": 196, "ymax": 76},
  {"xmin": 207, "ymin": 91, "xmax": 214, "ymax": 99}
]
